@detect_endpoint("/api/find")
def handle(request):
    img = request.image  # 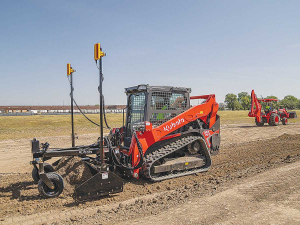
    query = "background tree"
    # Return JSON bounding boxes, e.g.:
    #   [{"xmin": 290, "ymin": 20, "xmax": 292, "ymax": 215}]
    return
[
  {"xmin": 225, "ymin": 93, "xmax": 241, "ymax": 110},
  {"xmin": 238, "ymin": 92, "xmax": 251, "ymax": 110},
  {"xmin": 240, "ymin": 96, "xmax": 250, "ymax": 110},
  {"xmin": 279, "ymin": 95, "xmax": 298, "ymax": 109},
  {"xmin": 265, "ymin": 95, "xmax": 278, "ymax": 100},
  {"xmin": 235, "ymin": 101, "xmax": 243, "ymax": 110},
  {"xmin": 238, "ymin": 92, "xmax": 248, "ymax": 102},
  {"xmin": 297, "ymin": 100, "xmax": 300, "ymax": 109},
  {"xmin": 219, "ymin": 103, "xmax": 226, "ymax": 111}
]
